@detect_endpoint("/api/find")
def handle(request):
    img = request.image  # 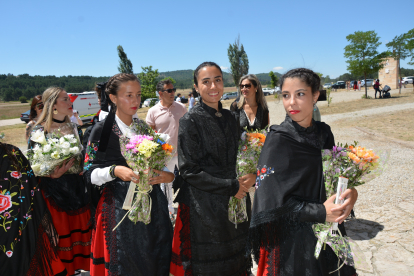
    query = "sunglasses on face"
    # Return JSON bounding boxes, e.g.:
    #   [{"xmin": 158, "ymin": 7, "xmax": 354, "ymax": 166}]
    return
[
  {"xmin": 36, "ymin": 103, "xmax": 44, "ymax": 109},
  {"xmin": 239, "ymin": 84, "xmax": 252, "ymax": 89},
  {"xmin": 161, "ymin": 88, "xmax": 176, "ymax": 93}
]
